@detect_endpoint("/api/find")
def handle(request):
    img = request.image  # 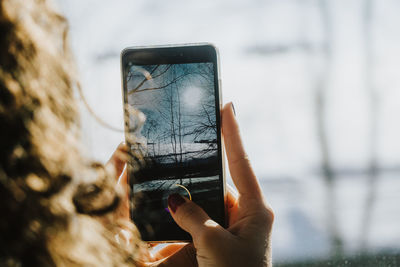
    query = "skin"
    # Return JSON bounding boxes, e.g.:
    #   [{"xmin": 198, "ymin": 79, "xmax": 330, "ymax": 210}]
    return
[{"xmin": 107, "ymin": 103, "xmax": 274, "ymax": 267}]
